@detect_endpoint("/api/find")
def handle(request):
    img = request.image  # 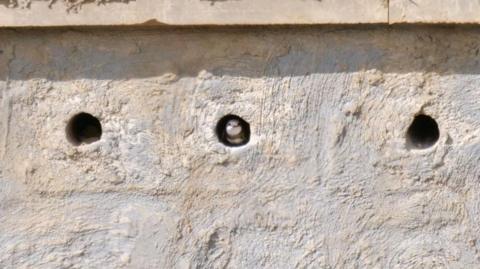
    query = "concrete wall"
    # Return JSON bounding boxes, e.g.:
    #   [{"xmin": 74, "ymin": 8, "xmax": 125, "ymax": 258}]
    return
[
  {"xmin": 3, "ymin": 0, "xmax": 480, "ymax": 26},
  {"xmin": 1, "ymin": 26, "xmax": 480, "ymax": 268}
]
